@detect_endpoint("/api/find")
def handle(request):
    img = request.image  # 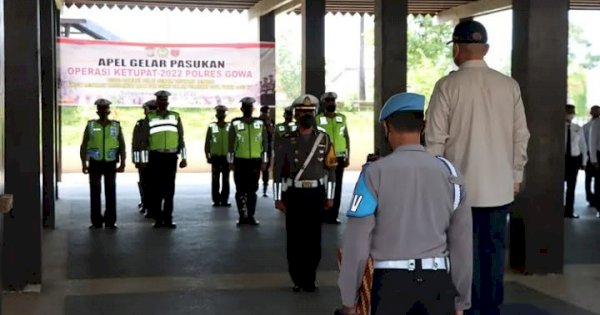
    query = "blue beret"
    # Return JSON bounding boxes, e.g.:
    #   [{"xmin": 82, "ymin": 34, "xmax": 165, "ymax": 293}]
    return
[{"xmin": 379, "ymin": 92, "xmax": 425, "ymax": 122}]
